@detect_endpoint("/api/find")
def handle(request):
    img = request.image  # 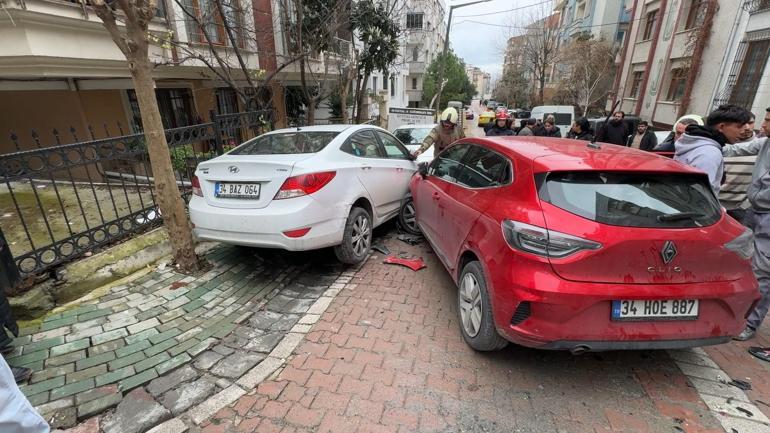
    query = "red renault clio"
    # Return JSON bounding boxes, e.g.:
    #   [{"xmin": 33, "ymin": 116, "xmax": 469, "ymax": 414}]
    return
[{"xmin": 409, "ymin": 137, "xmax": 759, "ymax": 352}]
